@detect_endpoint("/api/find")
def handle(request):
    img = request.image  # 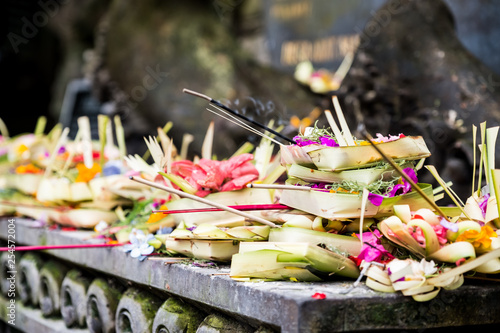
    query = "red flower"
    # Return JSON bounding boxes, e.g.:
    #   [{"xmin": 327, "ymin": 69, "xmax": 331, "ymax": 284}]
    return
[
  {"xmin": 170, "ymin": 153, "xmax": 259, "ymax": 197},
  {"xmin": 348, "ymin": 255, "xmax": 363, "ymax": 267},
  {"xmin": 311, "ymin": 293, "xmax": 326, "ymax": 300}
]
